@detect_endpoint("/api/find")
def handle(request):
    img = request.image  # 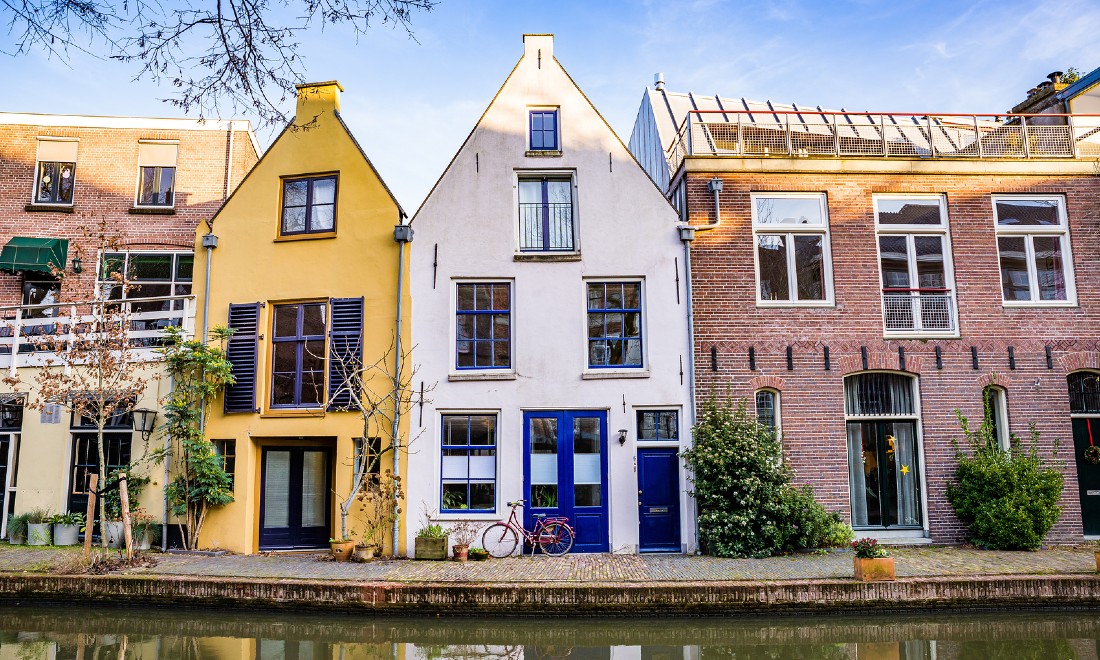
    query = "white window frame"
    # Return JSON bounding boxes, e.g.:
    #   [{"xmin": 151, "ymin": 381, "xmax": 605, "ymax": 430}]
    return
[
  {"xmin": 435, "ymin": 408, "xmax": 501, "ymax": 521},
  {"xmin": 449, "ymin": 278, "xmax": 516, "ymax": 381},
  {"xmin": 754, "ymin": 388, "xmax": 782, "ymax": 439},
  {"xmin": 513, "ymin": 169, "xmax": 580, "ymax": 256},
  {"xmin": 992, "ymin": 194, "xmax": 1076, "ymax": 307},
  {"xmin": 31, "ymin": 137, "xmax": 79, "ymax": 207},
  {"xmin": 750, "ymin": 192, "xmax": 834, "ymax": 307},
  {"xmin": 873, "ymin": 194, "xmax": 959, "ymax": 339},
  {"xmin": 983, "ymin": 385, "xmax": 1010, "ymax": 451},
  {"xmin": 134, "ymin": 139, "xmax": 180, "ymax": 209},
  {"xmin": 581, "ymin": 277, "xmax": 649, "ymax": 379}
]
